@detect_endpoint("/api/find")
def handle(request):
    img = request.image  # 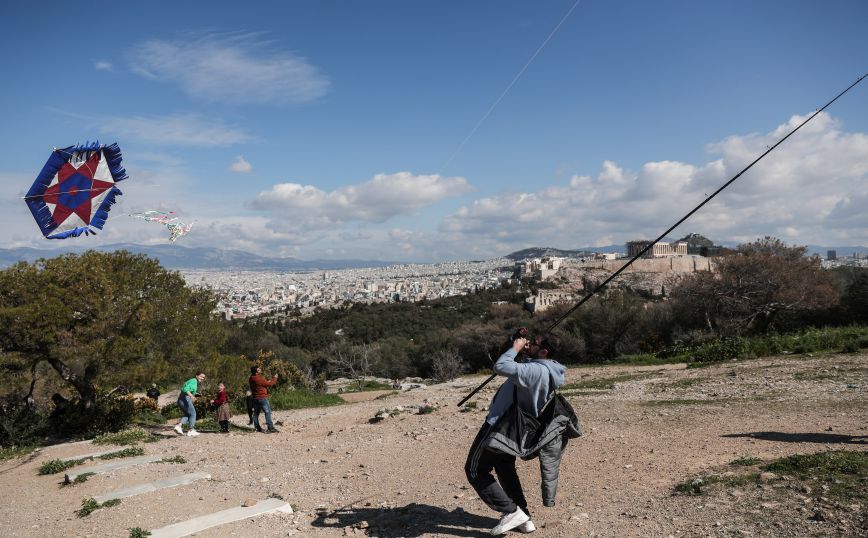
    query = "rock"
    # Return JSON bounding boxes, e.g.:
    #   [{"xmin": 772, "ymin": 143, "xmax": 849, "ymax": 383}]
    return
[
  {"xmin": 241, "ymin": 498, "xmax": 257, "ymax": 507},
  {"xmin": 809, "ymin": 509, "xmax": 829, "ymax": 522},
  {"xmin": 759, "ymin": 472, "xmax": 777, "ymax": 481},
  {"xmin": 760, "ymin": 502, "xmax": 779, "ymax": 509}
]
